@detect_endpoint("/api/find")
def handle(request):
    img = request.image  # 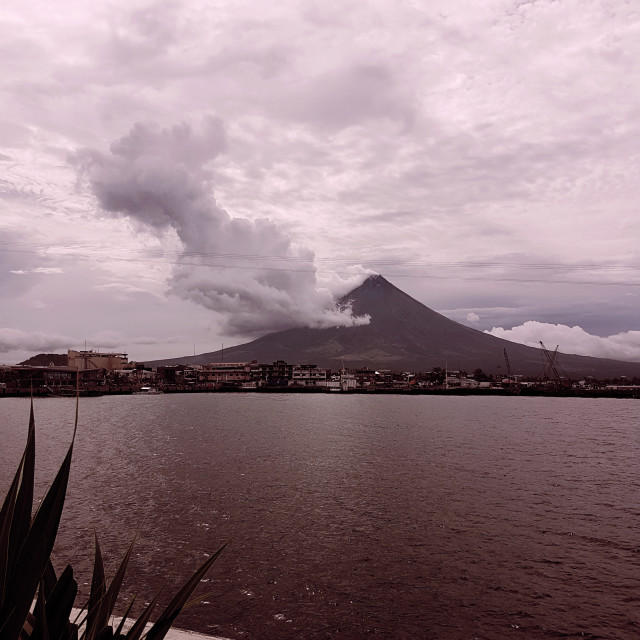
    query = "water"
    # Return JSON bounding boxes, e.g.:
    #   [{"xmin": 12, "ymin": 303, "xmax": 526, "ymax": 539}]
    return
[{"xmin": 1, "ymin": 395, "xmax": 639, "ymax": 639}]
